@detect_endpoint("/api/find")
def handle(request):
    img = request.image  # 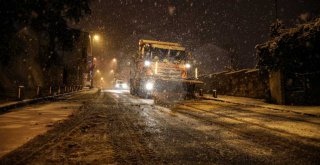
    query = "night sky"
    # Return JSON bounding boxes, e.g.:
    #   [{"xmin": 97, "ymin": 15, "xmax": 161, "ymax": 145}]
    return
[{"xmin": 74, "ymin": 0, "xmax": 320, "ymax": 70}]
